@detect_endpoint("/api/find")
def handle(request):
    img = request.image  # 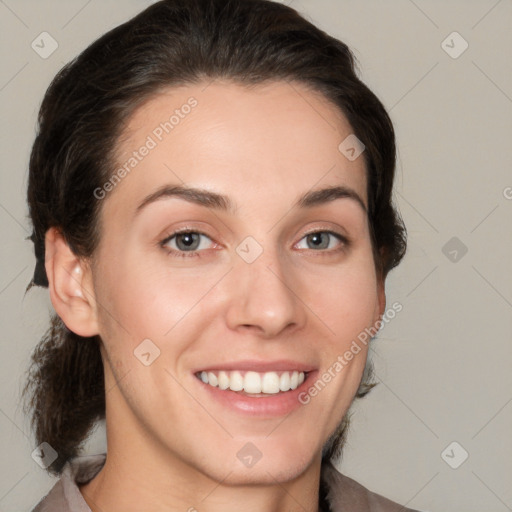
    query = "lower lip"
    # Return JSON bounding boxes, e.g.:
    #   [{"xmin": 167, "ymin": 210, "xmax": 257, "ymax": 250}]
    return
[{"xmin": 194, "ymin": 371, "xmax": 317, "ymax": 417}]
